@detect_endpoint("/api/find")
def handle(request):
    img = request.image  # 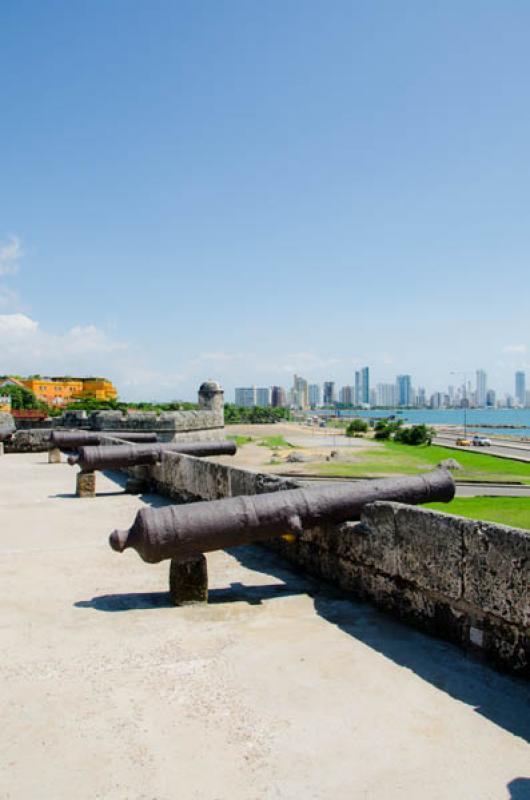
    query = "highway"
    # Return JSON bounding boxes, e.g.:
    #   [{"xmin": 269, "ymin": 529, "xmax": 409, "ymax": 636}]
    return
[
  {"xmin": 433, "ymin": 434, "xmax": 530, "ymax": 462},
  {"xmin": 292, "ymin": 476, "xmax": 530, "ymax": 497}
]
